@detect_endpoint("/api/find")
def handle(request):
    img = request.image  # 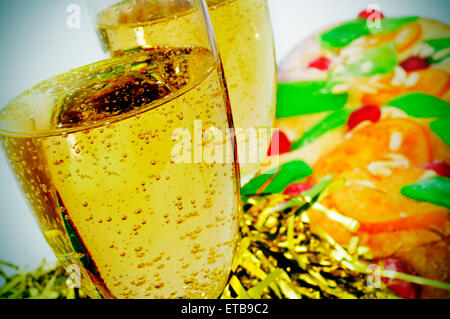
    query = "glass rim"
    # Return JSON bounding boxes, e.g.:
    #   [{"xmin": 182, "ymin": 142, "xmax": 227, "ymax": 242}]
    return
[{"xmin": 0, "ymin": 52, "xmax": 220, "ymax": 139}]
